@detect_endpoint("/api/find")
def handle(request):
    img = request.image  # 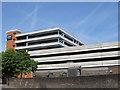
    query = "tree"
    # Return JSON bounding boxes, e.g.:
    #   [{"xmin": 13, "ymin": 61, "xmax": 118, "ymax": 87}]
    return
[{"xmin": 2, "ymin": 48, "xmax": 38, "ymax": 79}]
